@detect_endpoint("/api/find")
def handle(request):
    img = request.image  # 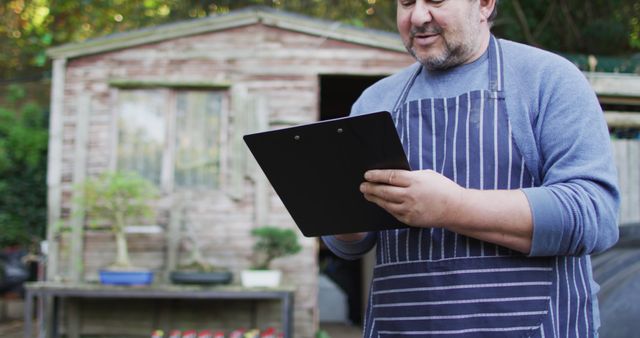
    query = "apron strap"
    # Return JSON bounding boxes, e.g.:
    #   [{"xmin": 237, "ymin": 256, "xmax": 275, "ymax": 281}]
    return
[
  {"xmin": 391, "ymin": 64, "xmax": 422, "ymax": 113},
  {"xmin": 488, "ymin": 35, "xmax": 505, "ymax": 95}
]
